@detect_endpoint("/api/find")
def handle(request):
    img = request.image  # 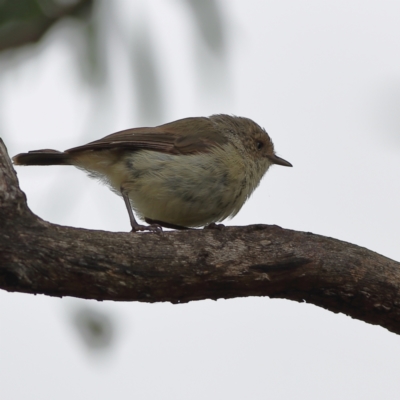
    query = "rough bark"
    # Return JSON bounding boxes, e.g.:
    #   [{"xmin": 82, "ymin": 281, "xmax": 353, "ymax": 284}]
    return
[{"xmin": 1, "ymin": 139, "xmax": 400, "ymax": 334}]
